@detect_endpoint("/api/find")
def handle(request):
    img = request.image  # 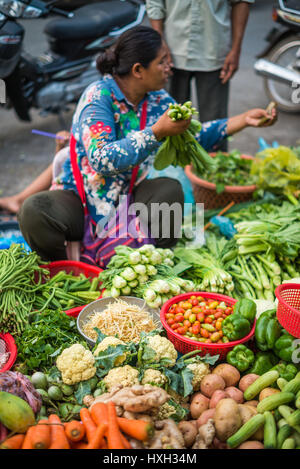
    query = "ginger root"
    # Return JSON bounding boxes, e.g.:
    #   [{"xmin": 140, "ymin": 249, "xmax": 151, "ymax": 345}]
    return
[
  {"xmin": 147, "ymin": 419, "xmax": 185, "ymax": 449},
  {"xmin": 192, "ymin": 419, "xmax": 216, "ymax": 449}
]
